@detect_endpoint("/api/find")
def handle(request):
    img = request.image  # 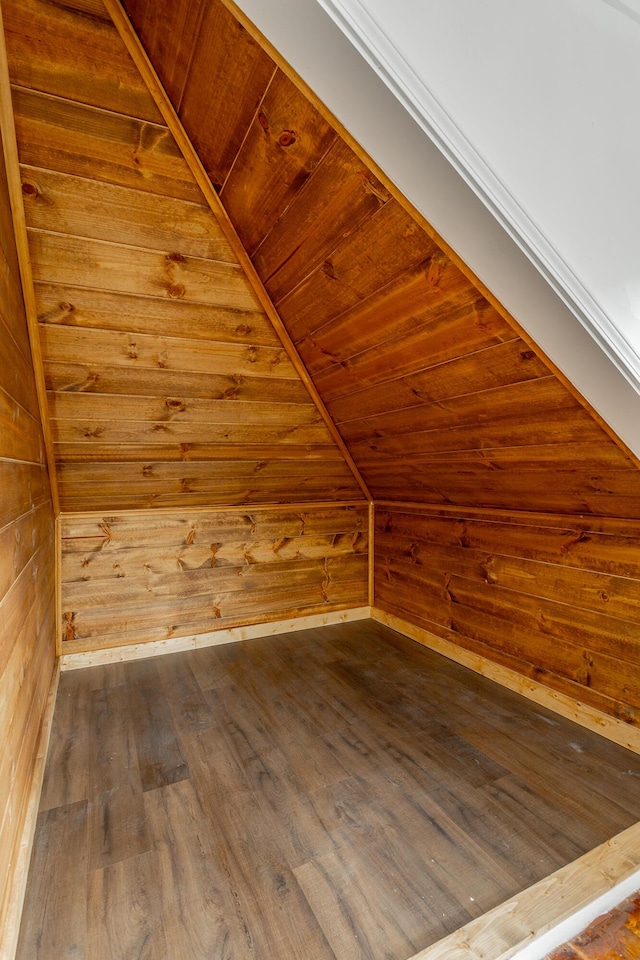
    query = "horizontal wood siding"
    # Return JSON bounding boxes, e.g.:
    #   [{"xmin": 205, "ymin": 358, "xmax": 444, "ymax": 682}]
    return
[
  {"xmin": 0, "ymin": 117, "xmax": 55, "ymax": 953},
  {"xmin": 60, "ymin": 503, "xmax": 368, "ymax": 652},
  {"xmin": 375, "ymin": 505, "xmax": 640, "ymax": 728},
  {"xmin": 4, "ymin": 0, "xmax": 362, "ymax": 512}
]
